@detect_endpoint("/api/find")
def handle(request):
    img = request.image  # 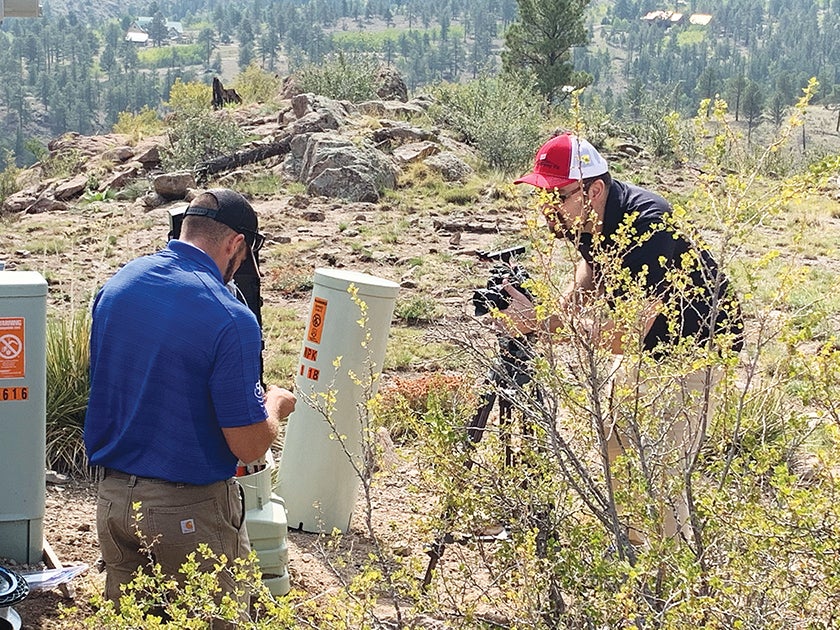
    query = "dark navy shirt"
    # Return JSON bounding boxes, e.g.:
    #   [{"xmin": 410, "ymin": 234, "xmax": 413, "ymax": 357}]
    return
[
  {"xmin": 84, "ymin": 240, "xmax": 268, "ymax": 484},
  {"xmin": 576, "ymin": 180, "xmax": 743, "ymax": 353}
]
